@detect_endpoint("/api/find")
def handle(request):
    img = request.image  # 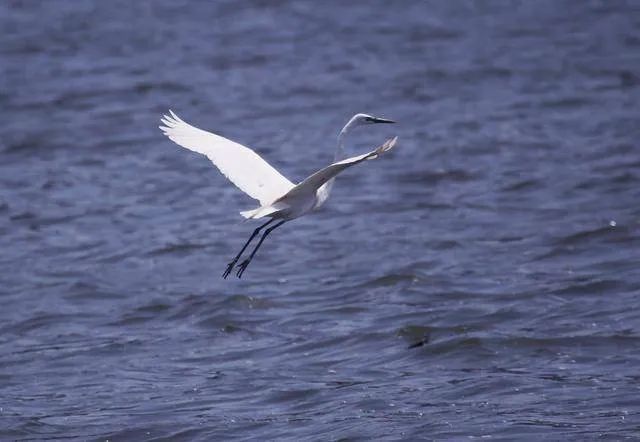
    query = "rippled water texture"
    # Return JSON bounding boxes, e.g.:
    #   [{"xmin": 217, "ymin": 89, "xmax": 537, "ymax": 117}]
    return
[{"xmin": 2, "ymin": 1, "xmax": 640, "ymax": 440}]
